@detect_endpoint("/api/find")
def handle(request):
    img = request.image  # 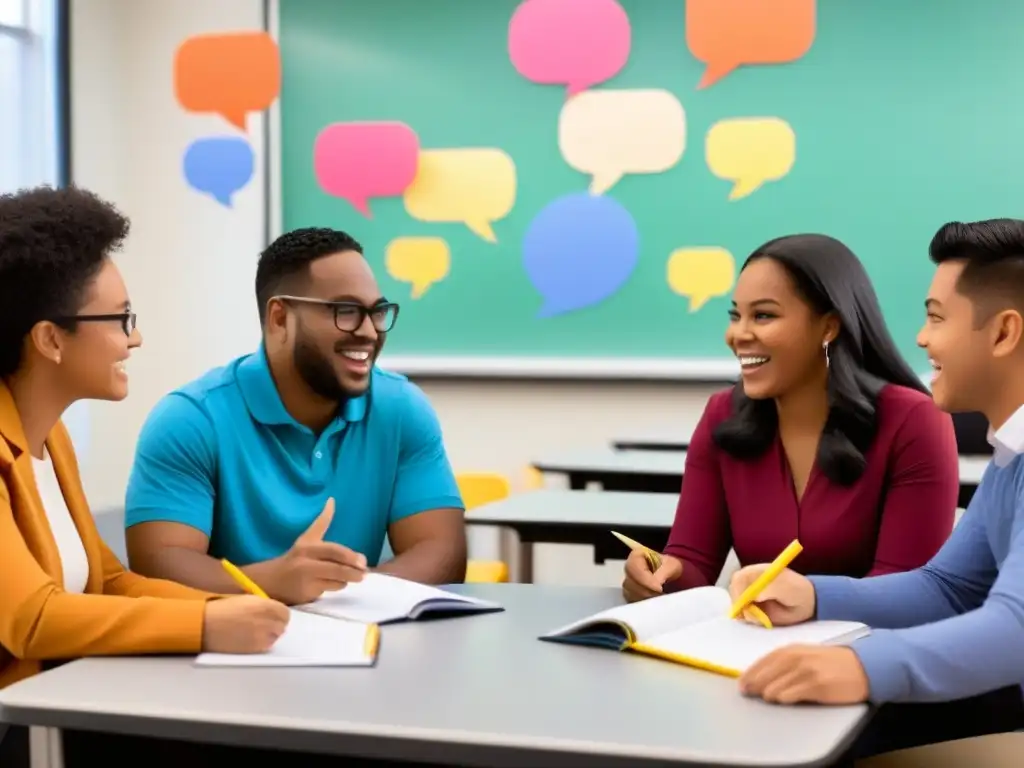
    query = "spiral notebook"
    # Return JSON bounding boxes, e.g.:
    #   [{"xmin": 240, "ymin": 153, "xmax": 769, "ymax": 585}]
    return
[{"xmin": 541, "ymin": 586, "xmax": 869, "ymax": 678}]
